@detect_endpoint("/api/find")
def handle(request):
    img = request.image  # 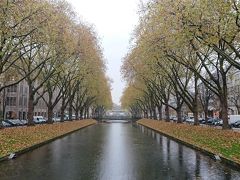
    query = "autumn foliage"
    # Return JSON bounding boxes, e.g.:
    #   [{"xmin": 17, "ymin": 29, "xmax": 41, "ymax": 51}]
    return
[
  {"xmin": 0, "ymin": 120, "xmax": 96, "ymax": 158},
  {"xmin": 121, "ymin": 0, "xmax": 240, "ymax": 129},
  {"xmin": 138, "ymin": 119, "xmax": 240, "ymax": 164}
]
